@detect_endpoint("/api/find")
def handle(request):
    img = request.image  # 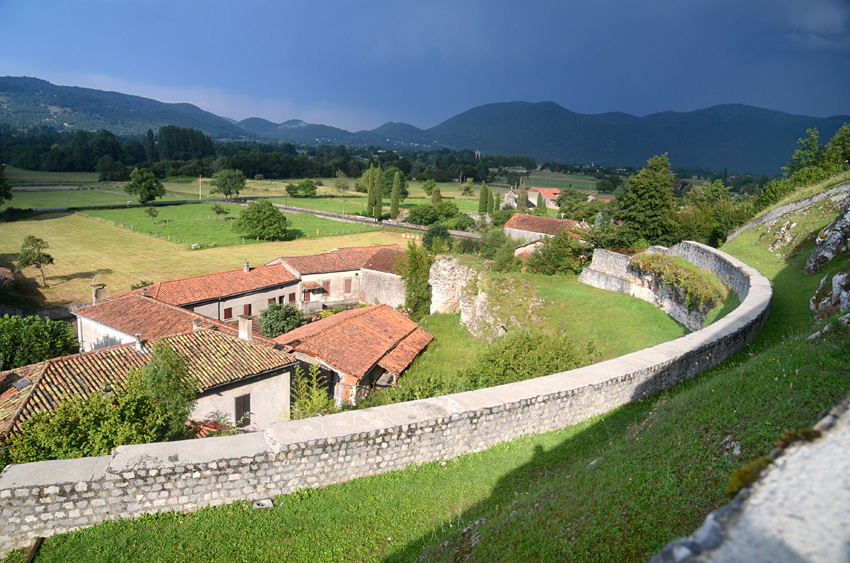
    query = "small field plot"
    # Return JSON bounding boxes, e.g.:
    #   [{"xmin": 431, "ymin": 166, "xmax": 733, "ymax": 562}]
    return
[
  {"xmin": 81, "ymin": 203, "xmax": 380, "ymax": 248},
  {"xmin": 525, "ymin": 170, "xmax": 599, "ymax": 192}
]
